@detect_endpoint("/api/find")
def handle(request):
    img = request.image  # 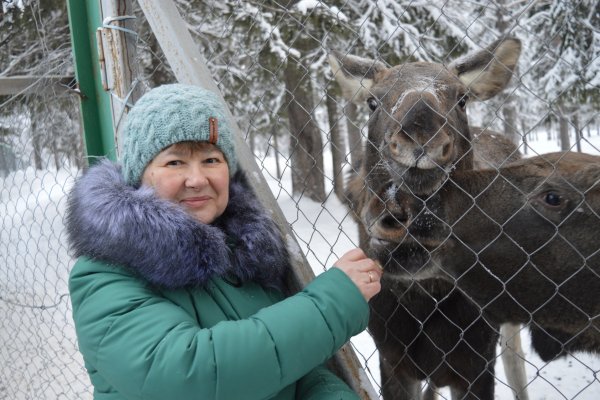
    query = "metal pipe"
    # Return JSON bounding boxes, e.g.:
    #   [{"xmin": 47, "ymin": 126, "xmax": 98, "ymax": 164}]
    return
[{"xmin": 66, "ymin": 0, "xmax": 116, "ymax": 163}]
